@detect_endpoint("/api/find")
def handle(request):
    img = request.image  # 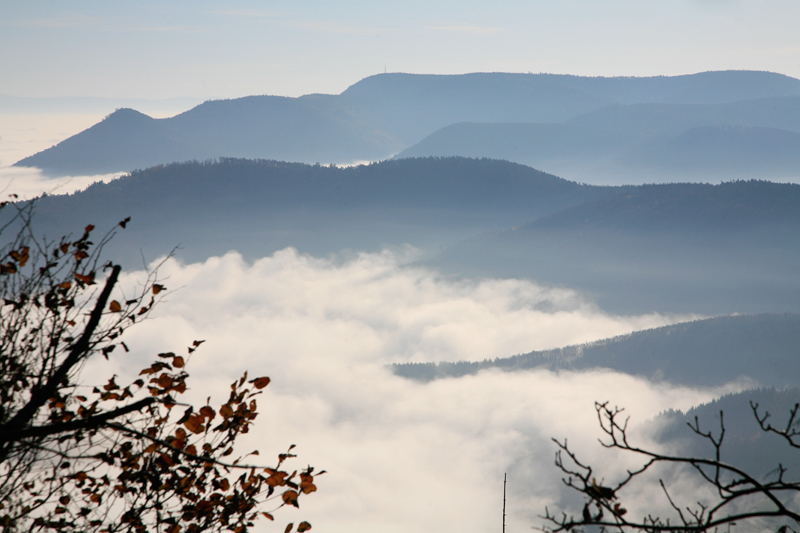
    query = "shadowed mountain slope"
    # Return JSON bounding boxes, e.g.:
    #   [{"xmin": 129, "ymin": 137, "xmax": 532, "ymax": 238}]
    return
[
  {"xmin": 11, "ymin": 157, "xmax": 799, "ymax": 315},
  {"xmin": 392, "ymin": 314, "xmax": 800, "ymax": 388},
  {"xmin": 19, "ymin": 157, "xmax": 614, "ymax": 266},
  {"xmin": 432, "ymin": 180, "xmax": 800, "ymax": 314},
  {"xmin": 649, "ymin": 387, "xmax": 800, "ymax": 481},
  {"xmin": 15, "ymin": 71, "xmax": 800, "ymax": 177}
]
